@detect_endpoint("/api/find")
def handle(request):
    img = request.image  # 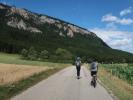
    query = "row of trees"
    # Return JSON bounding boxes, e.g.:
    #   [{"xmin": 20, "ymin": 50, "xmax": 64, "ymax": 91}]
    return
[{"xmin": 21, "ymin": 47, "xmax": 73, "ymax": 62}]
